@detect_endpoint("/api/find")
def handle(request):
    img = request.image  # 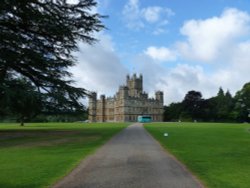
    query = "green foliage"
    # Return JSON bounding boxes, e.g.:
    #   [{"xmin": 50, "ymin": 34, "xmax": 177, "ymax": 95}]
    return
[
  {"xmin": 0, "ymin": 122, "xmax": 128, "ymax": 188},
  {"xmin": 213, "ymin": 88, "xmax": 234, "ymax": 121},
  {"xmin": 163, "ymin": 103, "xmax": 182, "ymax": 121},
  {"xmin": 0, "ymin": 77, "xmax": 42, "ymax": 125},
  {"xmin": 234, "ymin": 82, "xmax": 250, "ymax": 122},
  {"xmin": 0, "ymin": 0, "xmax": 105, "ymax": 122},
  {"xmin": 145, "ymin": 123, "xmax": 250, "ymax": 188},
  {"xmin": 0, "ymin": 77, "xmax": 88, "ymax": 124},
  {"xmin": 182, "ymin": 90, "xmax": 203, "ymax": 121},
  {"xmin": 163, "ymin": 84, "xmax": 249, "ymax": 122}
]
